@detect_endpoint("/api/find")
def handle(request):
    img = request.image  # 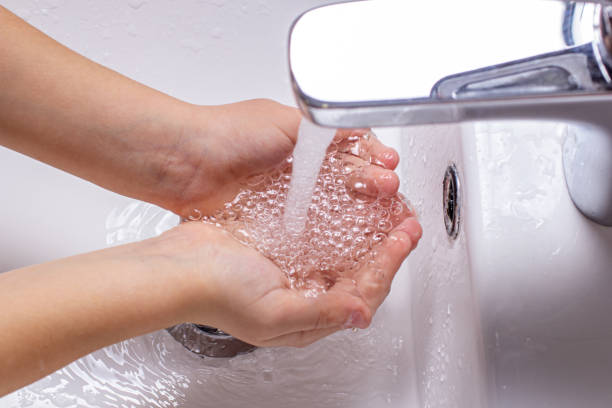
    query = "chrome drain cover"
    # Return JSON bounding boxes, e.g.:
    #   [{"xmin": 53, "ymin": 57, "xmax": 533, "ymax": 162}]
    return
[
  {"xmin": 167, "ymin": 323, "xmax": 256, "ymax": 358},
  {"xmin": 443, "ymin": 163, "xmax": 461, "ymax": 239}
]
